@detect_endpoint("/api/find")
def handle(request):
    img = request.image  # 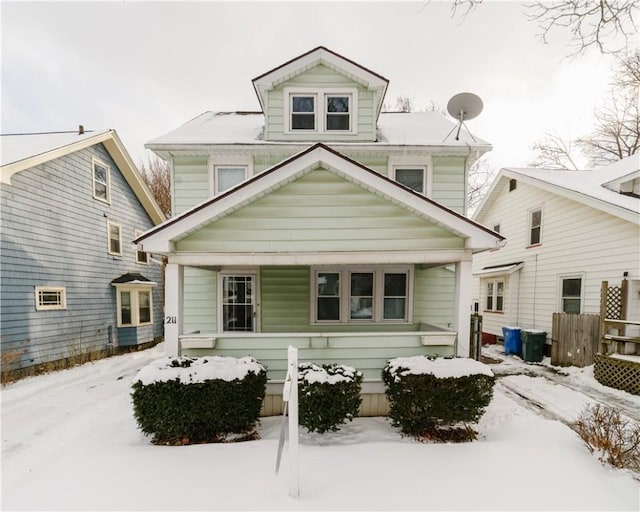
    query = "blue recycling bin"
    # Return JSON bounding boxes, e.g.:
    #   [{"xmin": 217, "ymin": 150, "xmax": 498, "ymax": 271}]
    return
[{"xmin": 502, "ymin": 326, "xmax": 522, "ymax": 356}]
